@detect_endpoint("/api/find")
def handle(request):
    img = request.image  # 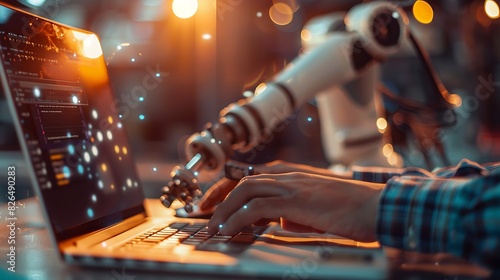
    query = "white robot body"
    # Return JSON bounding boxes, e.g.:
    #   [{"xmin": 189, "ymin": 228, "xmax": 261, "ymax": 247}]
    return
[
  {"xmin": 302, "ymin": 11, "xmax": 397, "ymax": 168},
  {"xmin": 316, "ymin": 76, "xmax": 389, "ymax": 169}
]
